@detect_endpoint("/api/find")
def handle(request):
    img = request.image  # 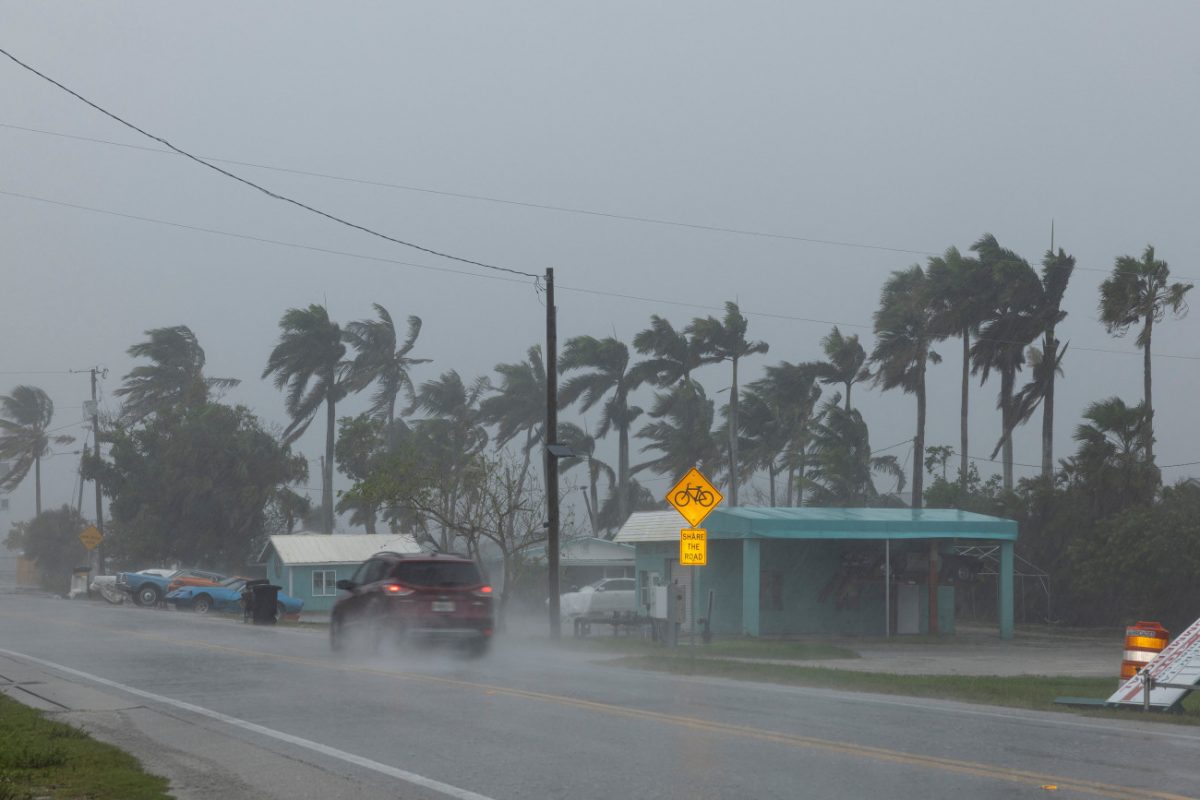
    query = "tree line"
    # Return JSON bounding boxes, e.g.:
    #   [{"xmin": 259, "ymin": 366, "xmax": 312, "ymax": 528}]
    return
[{"xmin": 2, "ymin": 235, "xmax": 1197, "ymax": 625}]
